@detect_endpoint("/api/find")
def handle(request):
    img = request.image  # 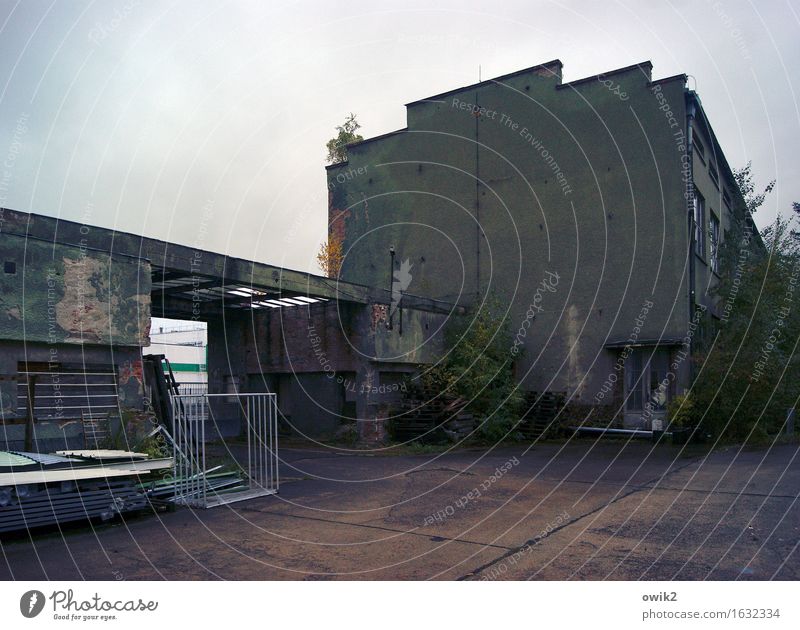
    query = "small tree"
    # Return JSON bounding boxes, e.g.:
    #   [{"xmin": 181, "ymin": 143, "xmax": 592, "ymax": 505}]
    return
[
  {"xmin": 326, "ymin": 113, "xmax": 363, "ymax": 164},
  {"xmin": 421, "ymin": 297, "xmax": 525, "ymax": 441},
  {"xmin": 733, "ymin": 161, "xmax": 775, "ymax": 216},
  {"xmin": 316, "ymin": 234, "xmax": 343, "ymax": 278},
  {"xmin": 670, "ymin": 161, "xmax": 799, "ymax": 443}
]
